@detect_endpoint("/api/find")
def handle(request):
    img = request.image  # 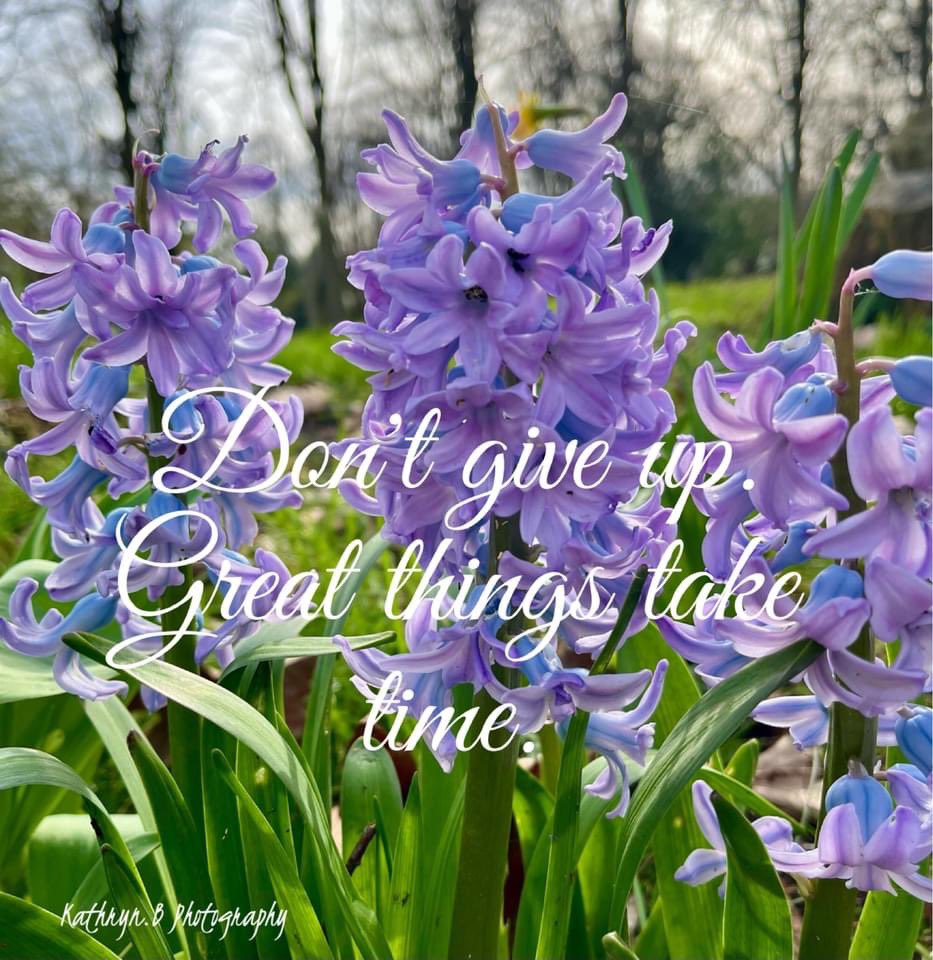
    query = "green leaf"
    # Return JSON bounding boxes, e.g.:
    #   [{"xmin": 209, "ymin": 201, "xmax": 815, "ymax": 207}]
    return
[
  {"xmin": 609, "ymin": 641, "xmax": 821, "ymax": 940},
  {"xmin": 84, "ymin": 698, "xmax": 177, "ymax": 923},
  {"xmin": 301, "ymin": 533, "xmax": 391, "ymax": 802},
  {"xmin": 0, "ymin": 891, "xmax": 122, "ymax": 960},
  {"xmin": 71, "ymin": 831, "xmax": 161, "ymax": 913},
  {"xmin": 796, "ymin": 163, "xmax": 843, "ymax": 326},
  {"xmin": 724, "ymin": 740, "xmax": 759, "ymax": 786},
  {"xmin": 222, "ymin": 631, "xmax": 393, "ymax": 676},
  {"xmin": 200, "ymin": 687, "xmax": 257, "ymax": 960},
  {"xmin": 415, "ymin": 780, "xmax": 465, "ymax": 960},
  {"xmin": 715, "ymin": 795, "xmax": 793, "ymax": 960},
  {"xmin": 514, "ymin": 758, "xmax": 622, "ymax": 960},
  {"xmin": 0, "ymin": 746, "xmax": 170, "ymax": 956},
  {"xmin": 536, "ymin": 571, "xmax": 647, "ymax": 960},
  {"xmin": 792, "ymin": 130, "xmax": 859, "ymax": 266},
  {"xmin": 617, "ymin": 628, "xmax": 722, "ymax": 960},
  {"xmin": 212, "ymin": 751, "xmax": 334, "ymax": 960},
  {"xmin": 128, "ymin": 729, "xmax": 219, "ymax": 959},
  {"xmin": 849, "ymin": 889, "xmax": 924, "ymax": 960},
  {"xmin": 234, "ymin": 664, "xmax": 293, "ymax": 960},
  {"xmin": 26, "ymin": 813, "xmax": 152, "ymax": 916},
  {"xmin": 838, "ymin": 152, "xmax": 881, "ymax": 252},
  {"xmin": 698, "ymin": 768, "xmax": 804, "ymax": 835},
  {"xmin": 603, "ymin": 931, "xmax": 643, "ymax": 960},
  {"xmin": 65, "ymin": 633, "xmax": 392, "ymax": 960},
  {"xmin": 99, "ymin": 844, "xmax": 174, "ymax": 960},
  {"xmin": 385, "ymin": 775, "xmax": 422, "ymax": 959},
  {"xmin": 632, "ymin": 898, "xmax": 668, "ymax": 960}
]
